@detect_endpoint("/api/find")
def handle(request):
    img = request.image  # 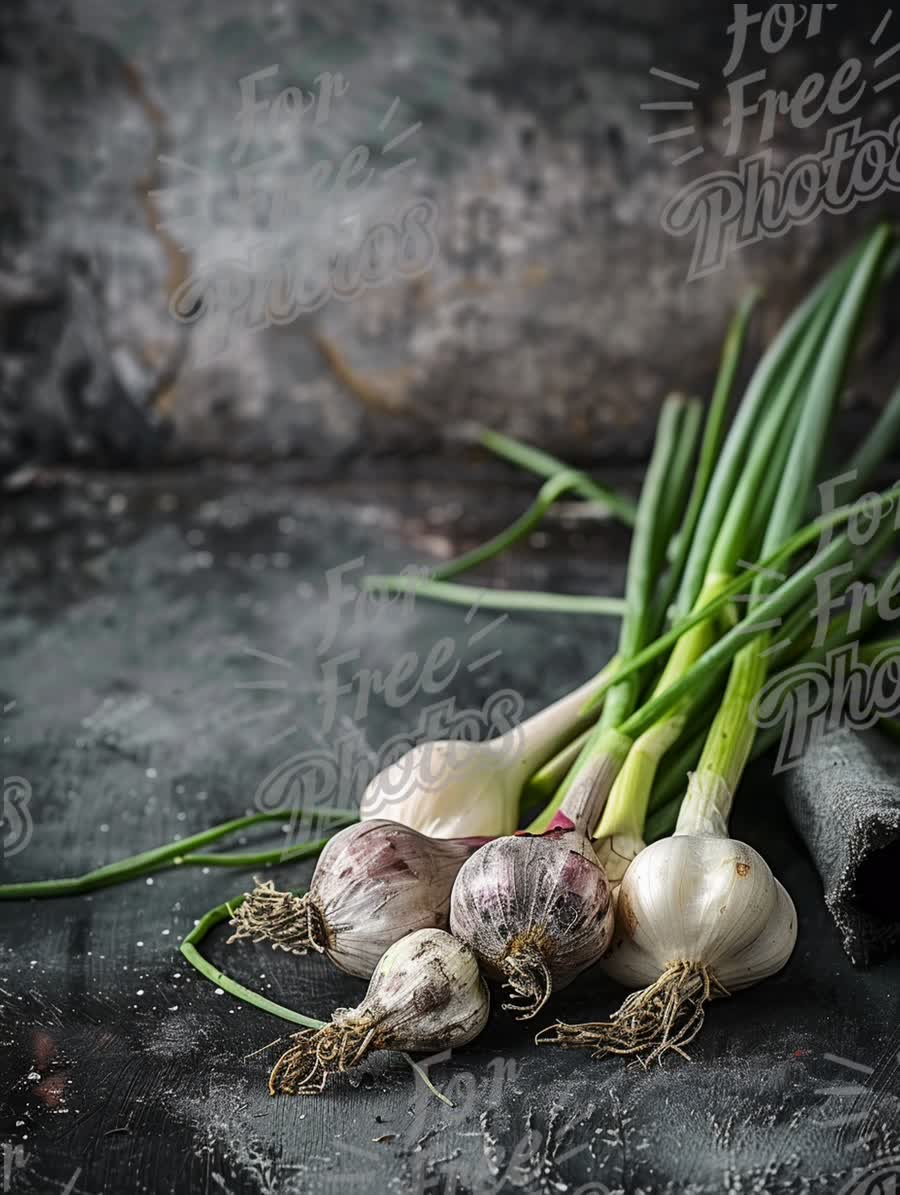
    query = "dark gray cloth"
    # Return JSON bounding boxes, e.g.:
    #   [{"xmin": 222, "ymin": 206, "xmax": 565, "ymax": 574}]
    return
[{"xmin": 782, "ymin": 727, "xmax": 900, "ymax": 967}]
